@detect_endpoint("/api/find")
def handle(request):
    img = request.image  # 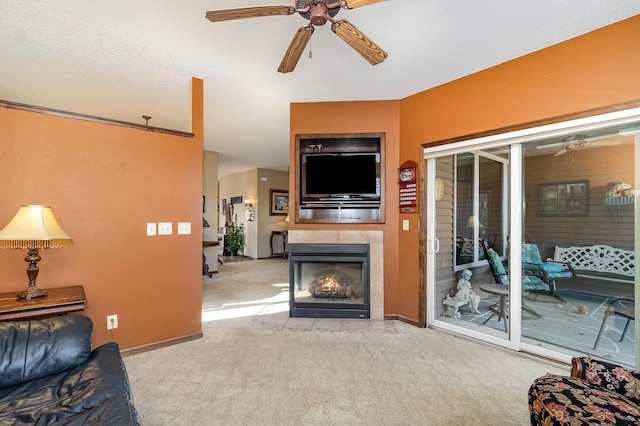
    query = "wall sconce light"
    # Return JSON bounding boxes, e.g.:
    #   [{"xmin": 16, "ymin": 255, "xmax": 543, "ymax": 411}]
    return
[
  {"xmin": 245, "ymin": 198, "xmax": 255, "ymax": 221},
  {"xmin": 0, "ymin": 205, "xmax": 74, "ymax": 299}
]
